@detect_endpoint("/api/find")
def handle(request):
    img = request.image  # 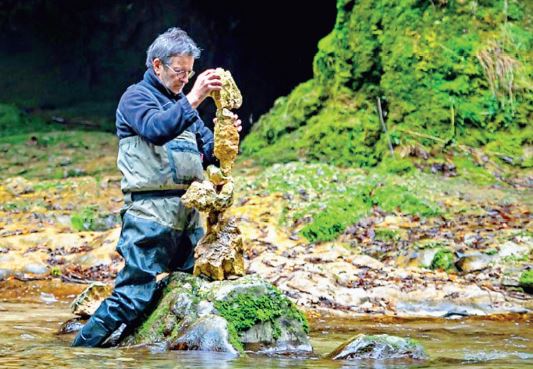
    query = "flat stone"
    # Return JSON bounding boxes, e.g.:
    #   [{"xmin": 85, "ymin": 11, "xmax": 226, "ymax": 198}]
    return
[
  {"xmin": 350, "ymin": 254, "xmax": 384, "ymax": 270},
  {"xmin": 498, "ymin": 241, "xmax": 529, "ymax": 259},
  {"xmin": 23, "ymin": 263, "xmax": 48, "ymax": 275},
  {"xmin": 456, "ymin": 253, "xmax": 493, "ymax": 272}
]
